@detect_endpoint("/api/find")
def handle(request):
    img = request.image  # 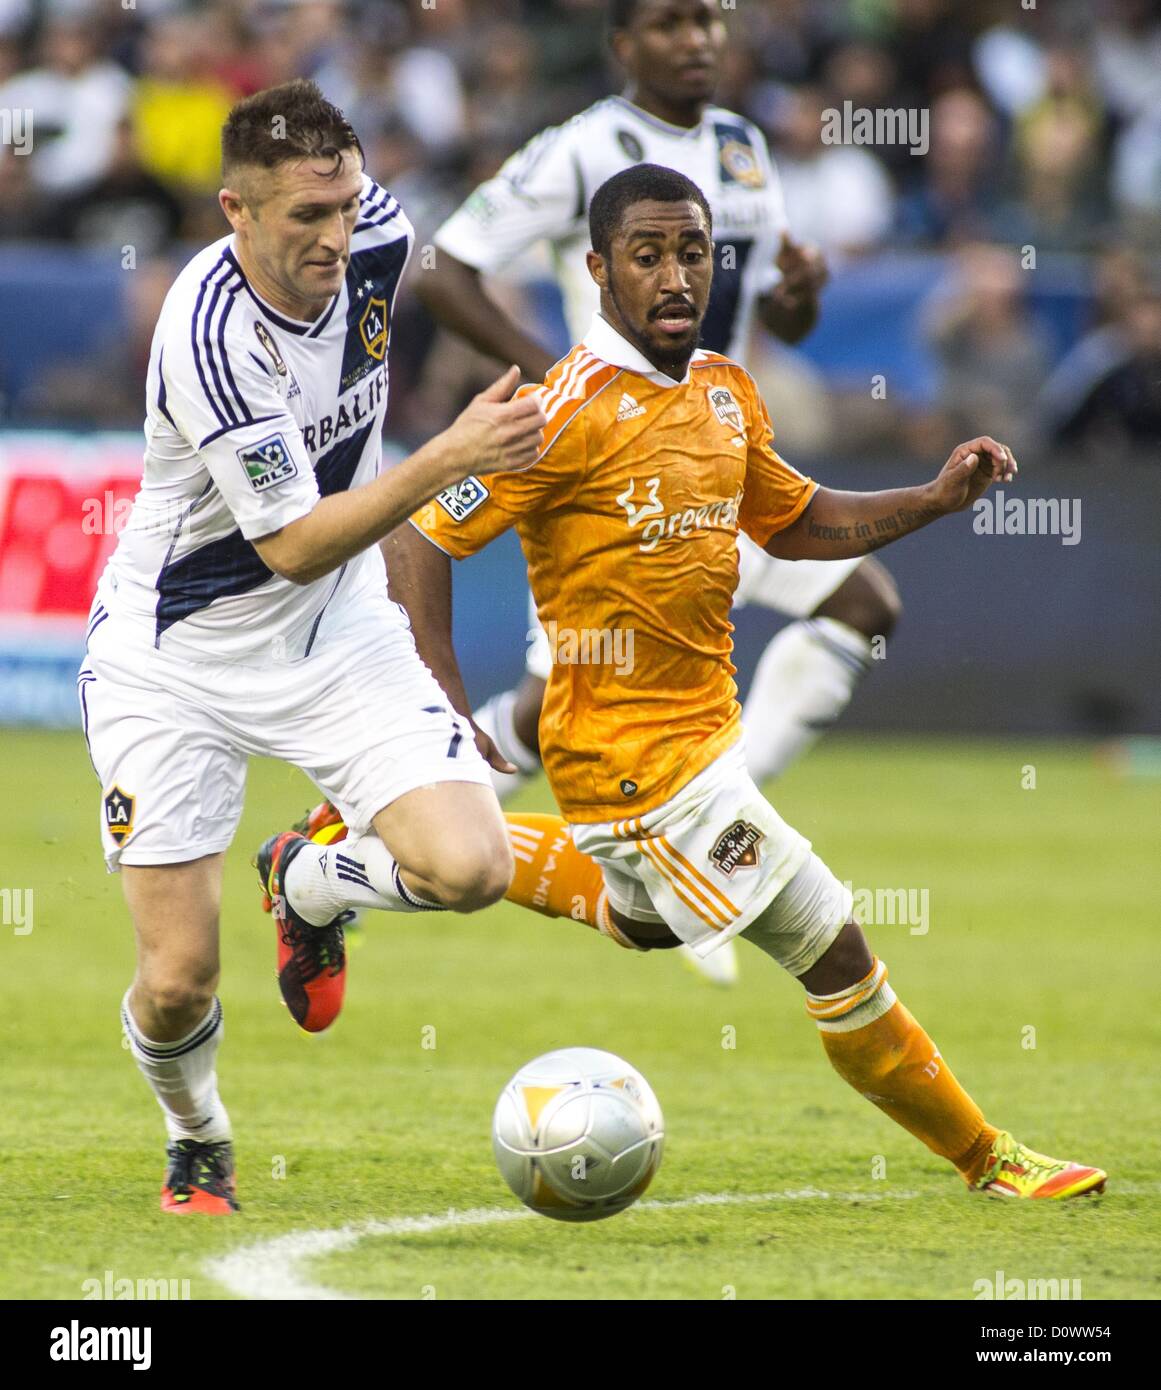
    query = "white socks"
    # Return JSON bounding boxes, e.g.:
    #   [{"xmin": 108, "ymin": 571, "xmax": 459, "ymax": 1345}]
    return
[
  {"xmin": 473, "ymin": 690, "xmax": 541, "ymax": 803},
  {"xmin": 121, "ymin": 993, "xmax": 231, "ymax": 1143},
  {"xmin": 283, "ymin": 832, "xmax": 445, "ymax": 925},
  {"xmin": 742, "ymin": 618, "xmax": 873, "ymax": 783}
]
